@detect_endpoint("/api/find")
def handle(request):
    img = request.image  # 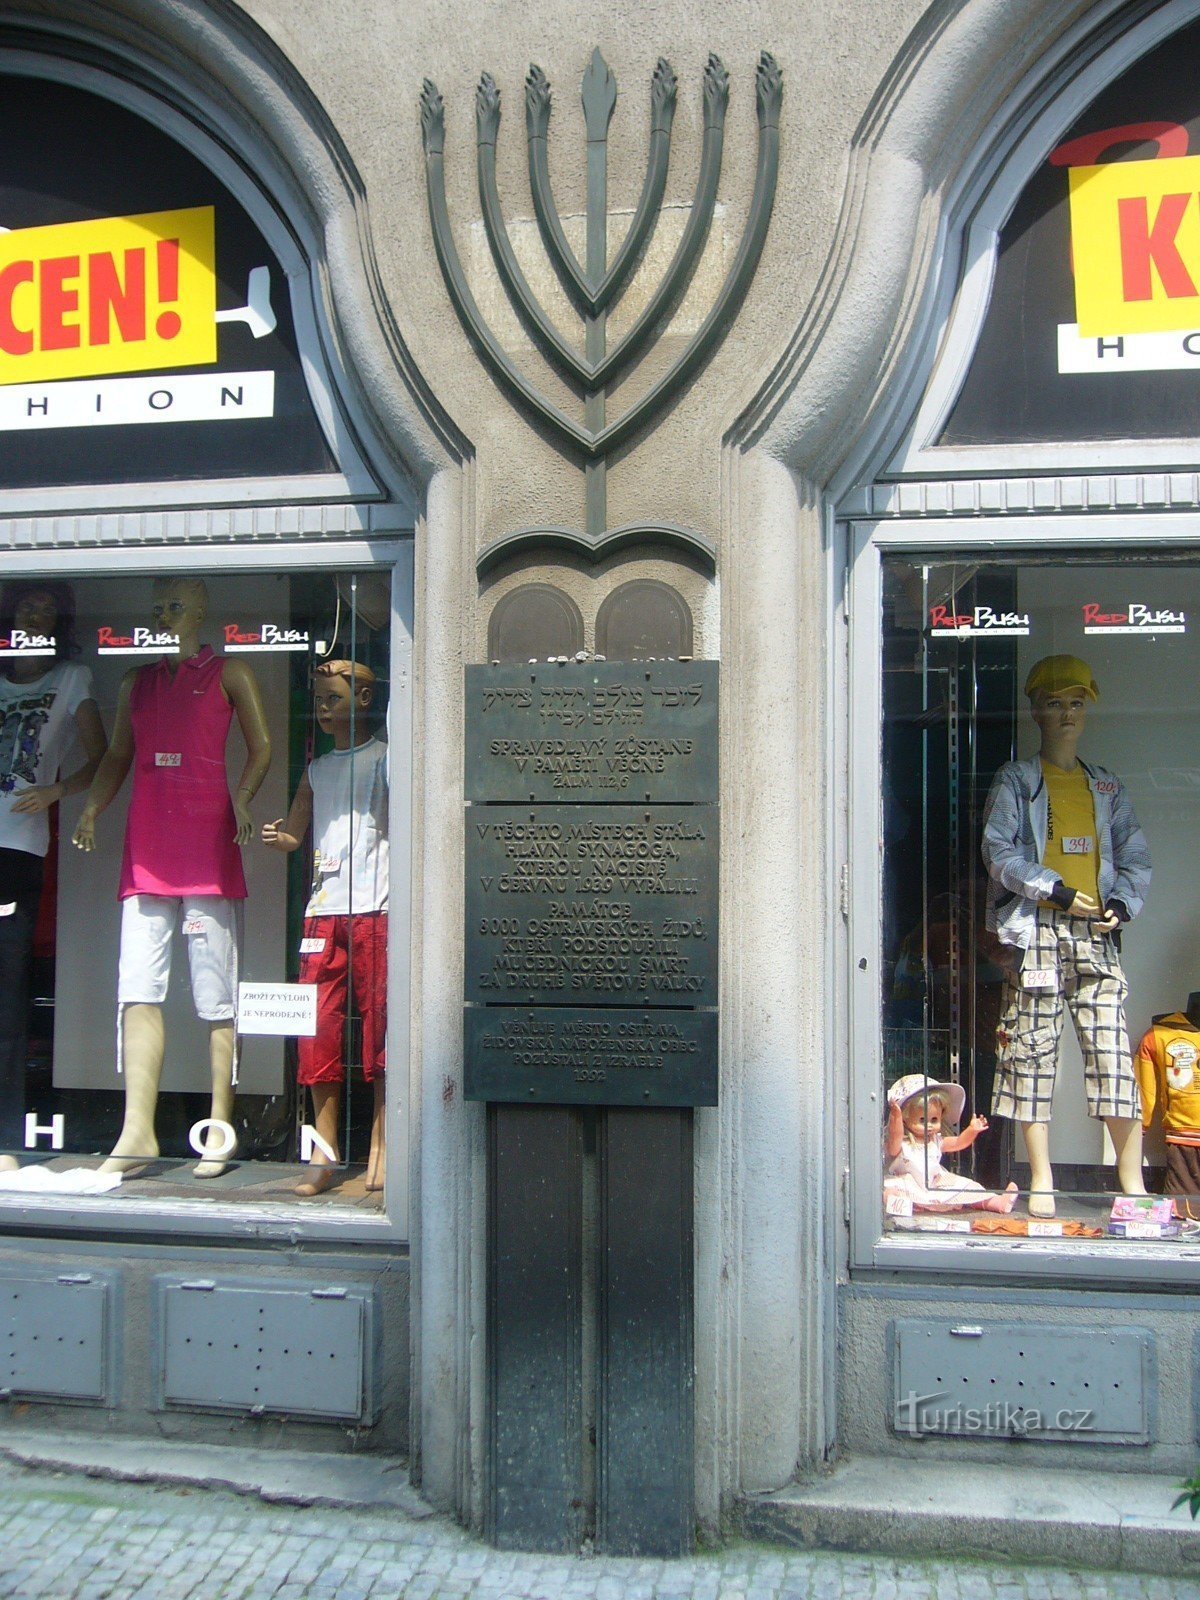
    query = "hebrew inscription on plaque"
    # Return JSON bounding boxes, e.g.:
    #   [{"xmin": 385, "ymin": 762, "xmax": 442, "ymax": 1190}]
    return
[
  {"xmin": 464, "ymin": 659, "xmax": 718, "ymax": 1106},
  {"xmin": 465, "ymin": 661, "xmax": 717, "ymax": 803}
]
